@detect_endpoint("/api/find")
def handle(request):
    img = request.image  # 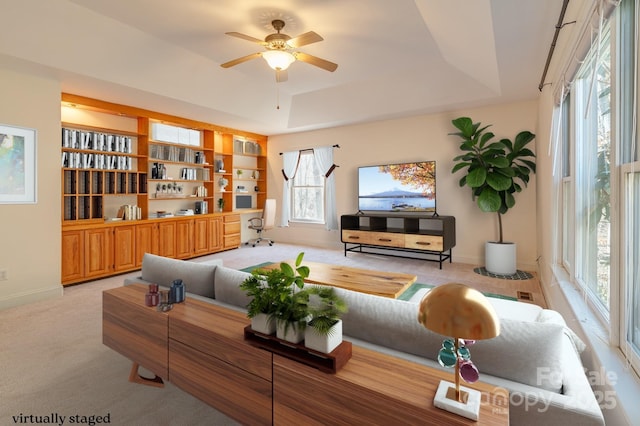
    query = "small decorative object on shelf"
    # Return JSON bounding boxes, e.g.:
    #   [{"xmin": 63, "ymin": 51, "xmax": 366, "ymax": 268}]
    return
[
  {"xmin": 218, "ymin": 177, "xmax": 228, "ymax": 192},
  {"xmin": 170, "ymin": 279, "xmax": 186, "ymax": 303},
  {"xmin": 418, "ymin": 283, "xmax": 500, "ymax": 421},
  {"xmin": 145, "ymin": 284, "xmax": 159, "ymax": 307},
  {"xmin": 236, "ymin": 169, "xmax": 243, "ymax": 179},
  {"xmin": 218, "ymin": 198, "xmax": 225, "ymax": 212},
  {"xmin": 157, "ymin": 290, "xmax": 173, "ymax": 312},
  {"xmin": 215, "ymin": 158, "xmax": 225, "ymax": 172}
]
